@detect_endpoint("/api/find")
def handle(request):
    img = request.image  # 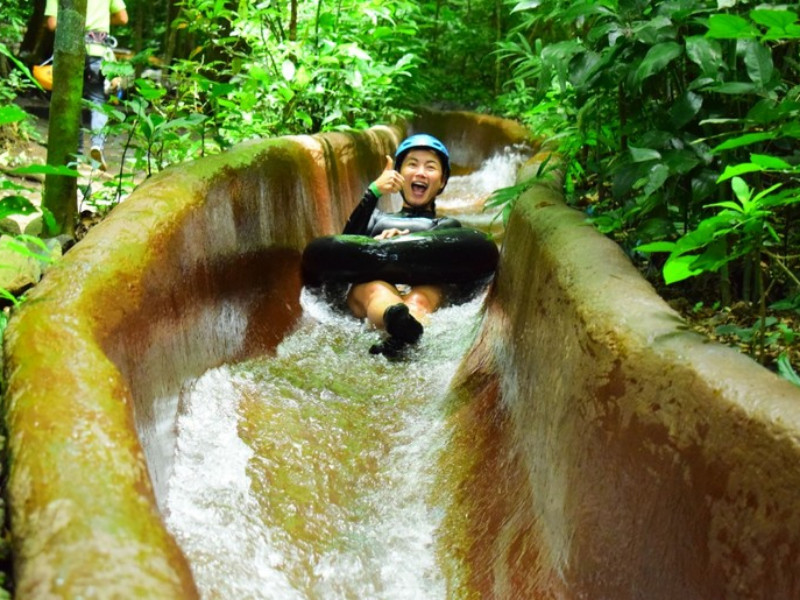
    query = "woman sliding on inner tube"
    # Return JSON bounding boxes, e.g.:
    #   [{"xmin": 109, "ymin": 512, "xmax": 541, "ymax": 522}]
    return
[{"xmin": 343, "ymin": 134, "xmax": 460, "ymax": 359}]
